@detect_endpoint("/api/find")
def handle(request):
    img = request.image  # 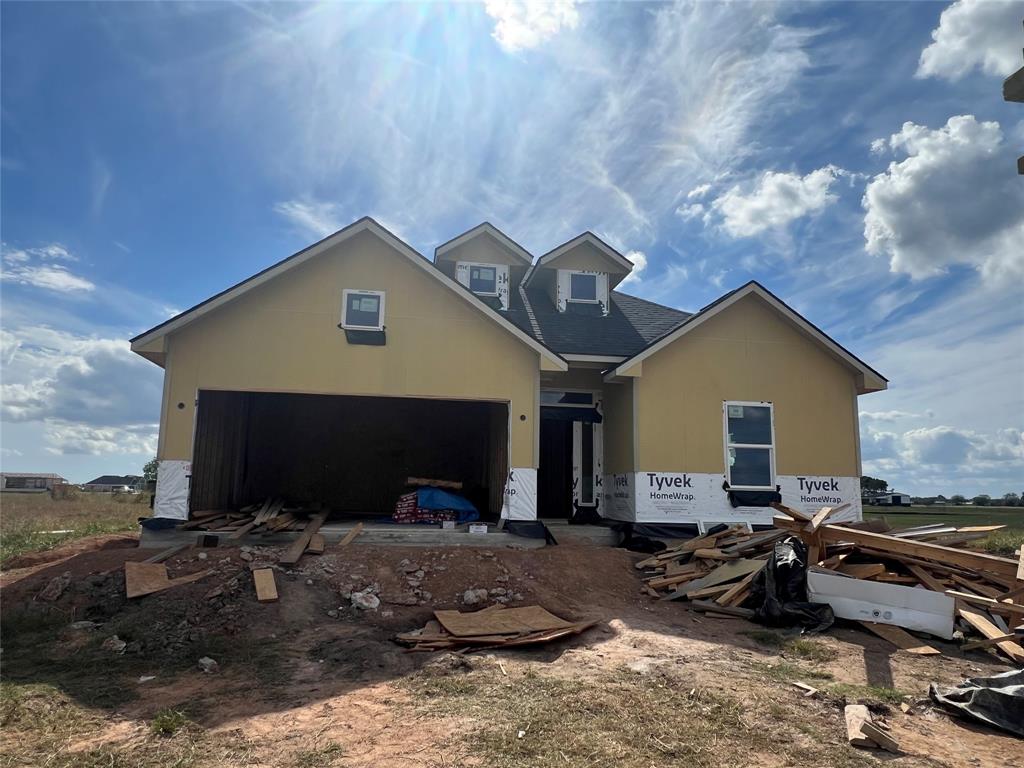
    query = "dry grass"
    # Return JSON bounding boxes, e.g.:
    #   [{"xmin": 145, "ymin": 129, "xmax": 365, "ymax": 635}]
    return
[
  {"xmin": 404, "ymin": 664, "xmax": 870, "ymax": 768},
  {"xmin": 0, "ymin": 492, "xmax": 145, "ymax": 564}
]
